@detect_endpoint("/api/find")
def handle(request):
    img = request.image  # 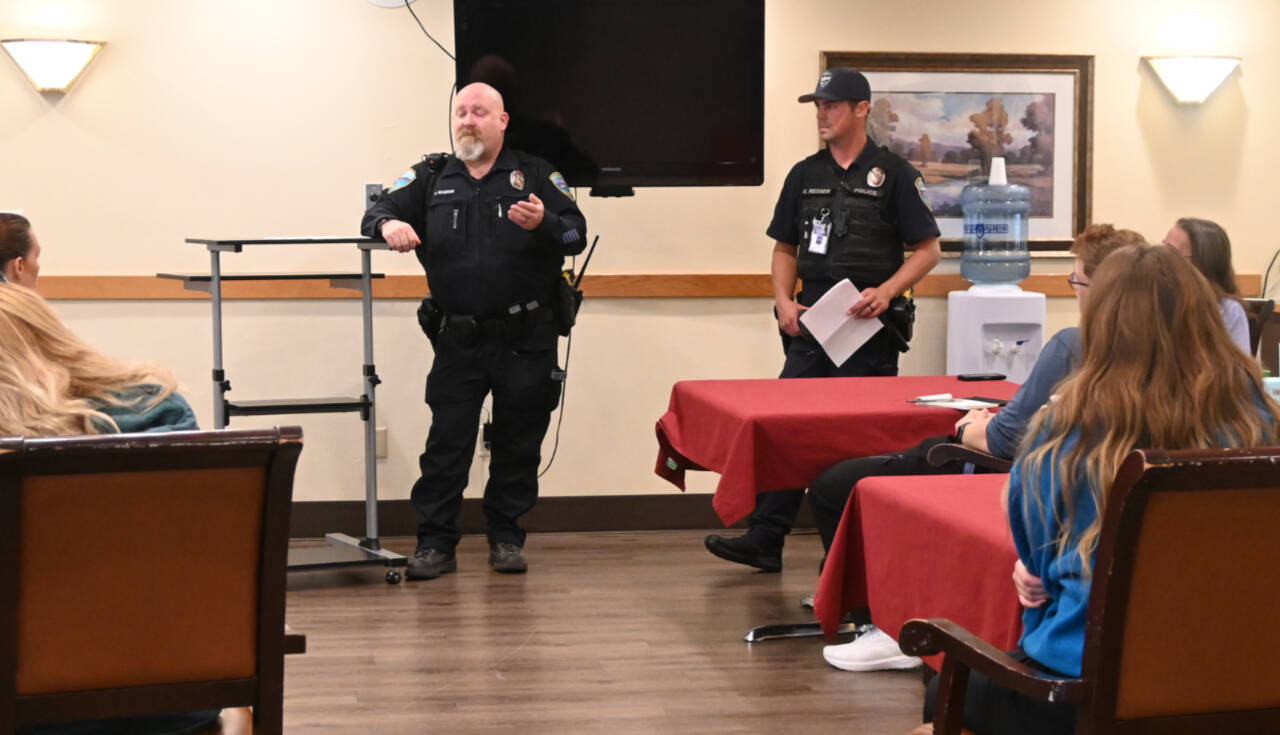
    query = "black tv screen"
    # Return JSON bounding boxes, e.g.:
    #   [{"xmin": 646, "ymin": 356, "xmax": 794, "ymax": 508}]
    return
[{"xmin": 453, "ymin": 0, "xmax": 764, "ymax": 192}]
